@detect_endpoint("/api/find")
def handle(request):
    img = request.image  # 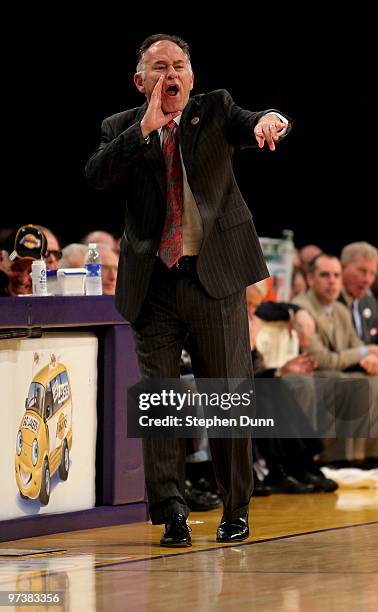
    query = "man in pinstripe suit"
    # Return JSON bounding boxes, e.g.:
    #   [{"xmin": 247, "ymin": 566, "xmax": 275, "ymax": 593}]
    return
[{"xmin": 86, "ymin": 34, "xmax": 291, "ymax": 546}]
